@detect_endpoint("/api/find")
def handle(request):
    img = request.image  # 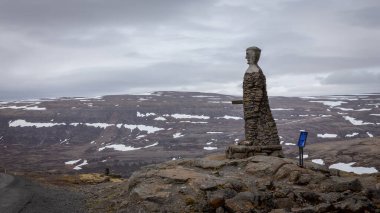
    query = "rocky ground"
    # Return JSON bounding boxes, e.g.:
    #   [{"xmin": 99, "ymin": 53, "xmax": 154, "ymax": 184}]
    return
[
  {"xmin": 89, "ymin": 154, "xmax": 380, "ymax": 213},
  {"xmin": 0, "ymin": 91, "xmax": 379, "ymax": 177},
  {"xmin": 2, "ymin": 148, "xmax": 380, "ymax": 212},
  {"xmin": 0, "ymin": 91, "xmax": 379, "ymax": 212}
]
